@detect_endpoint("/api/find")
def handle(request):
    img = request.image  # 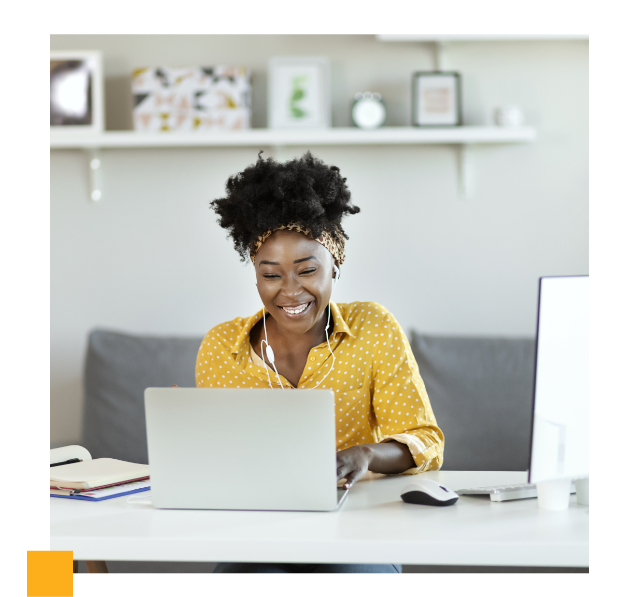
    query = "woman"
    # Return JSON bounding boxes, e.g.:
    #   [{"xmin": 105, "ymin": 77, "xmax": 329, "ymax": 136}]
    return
[{"xmin": 197, "ymin": 151, "xmax": 444, "ymax": 574}]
